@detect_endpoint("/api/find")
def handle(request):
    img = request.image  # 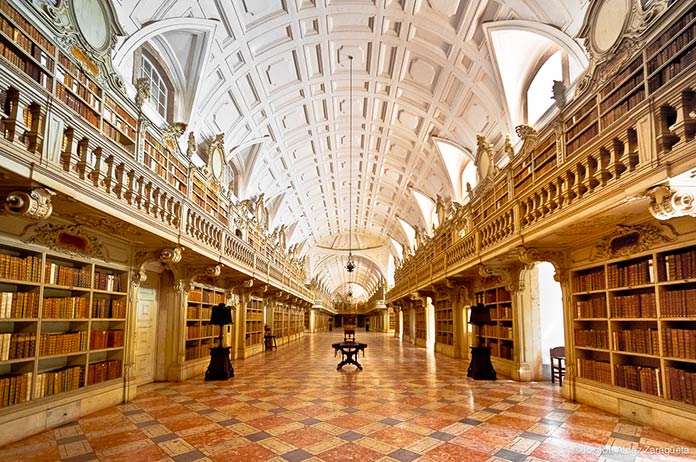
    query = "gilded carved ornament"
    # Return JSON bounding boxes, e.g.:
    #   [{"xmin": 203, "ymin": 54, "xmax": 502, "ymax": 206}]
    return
[
  {"xmin": 591, "ymin": 223, "xmax": 676, "ymax": 261},
  {"xmin": 132, "ymin": 246, "xmax": 184, "ymax": 288},
  {"xmin": 512, "ymin": 246, "xmax": 567, "ymax": 284},
  {"xmin": 4, "ymin": 188, "xmax": 55, "ymax": 220},
  {"xmin": 23, "ymin": 223, "xmax": 108, "ymax": 261},
  {"xmin": 576, "ymin": 0, "xmax": 669, "ymax": 95},
  {"xmin": 478, "ymin": 263, "xmax": 523, "ymax": 293},
  {"xmin": 648, "ymin": 185, "xmax": 696, "ymax": 220}
]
